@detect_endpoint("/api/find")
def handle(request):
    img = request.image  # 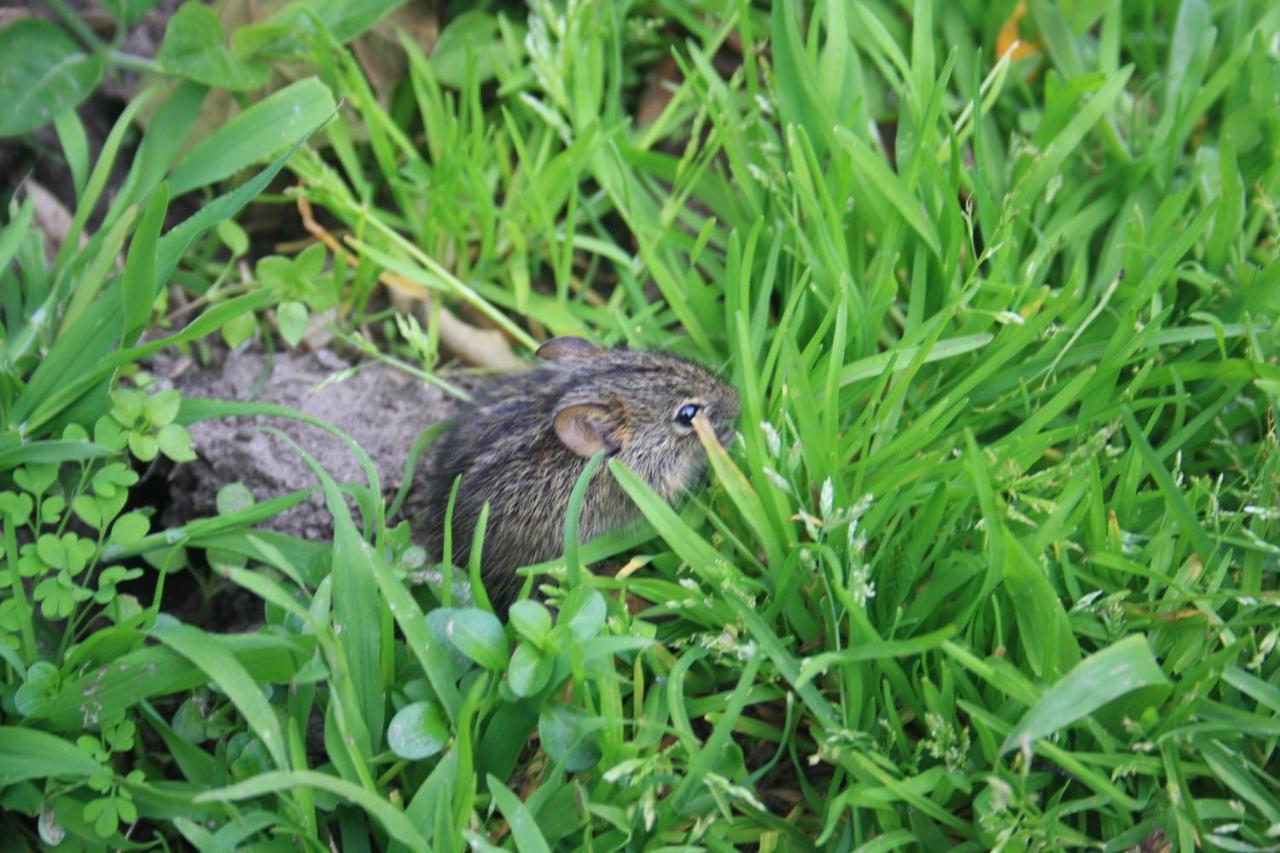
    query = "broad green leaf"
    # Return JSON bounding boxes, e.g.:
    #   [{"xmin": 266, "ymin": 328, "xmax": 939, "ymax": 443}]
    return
[
  {"xmin": 0, "ymin": 20, "xmax": 104, "ymax": 137},
  {"xmin": 278, "ymin": 434, "xmax": 385, "ymax": 753},
  {"xmin": 429, "ymin": 11, "xmax": 506, "ymax": 86},
  {"xmin": 157, "ymin": 2, "xmax": 269, "ymax": 91},
  {"xmin": 32, "ymin": 634, "xmax": 309, "ymax": 731}
]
